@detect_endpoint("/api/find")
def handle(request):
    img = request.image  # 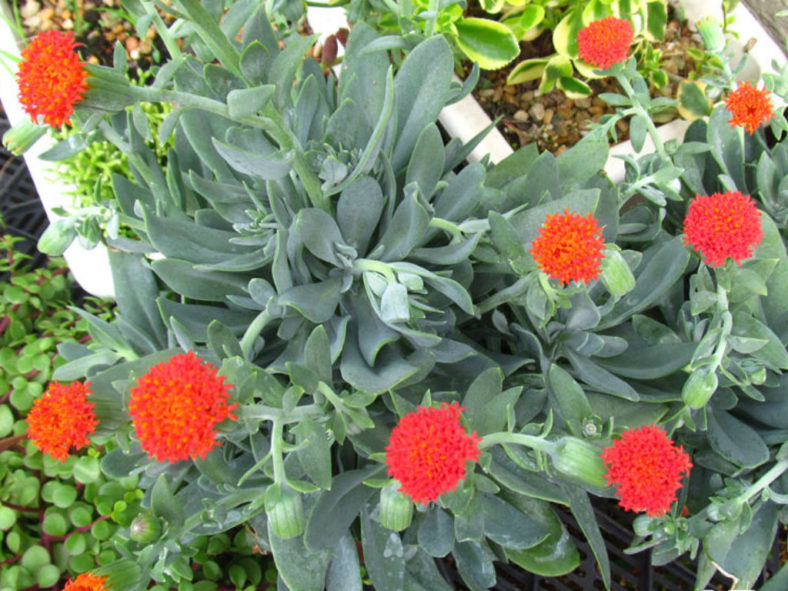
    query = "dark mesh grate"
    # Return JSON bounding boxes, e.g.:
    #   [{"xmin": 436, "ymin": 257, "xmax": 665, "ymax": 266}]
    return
[{"xmin": 0, "ymin": 105, "xmax": 49, "ymax": 271}]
